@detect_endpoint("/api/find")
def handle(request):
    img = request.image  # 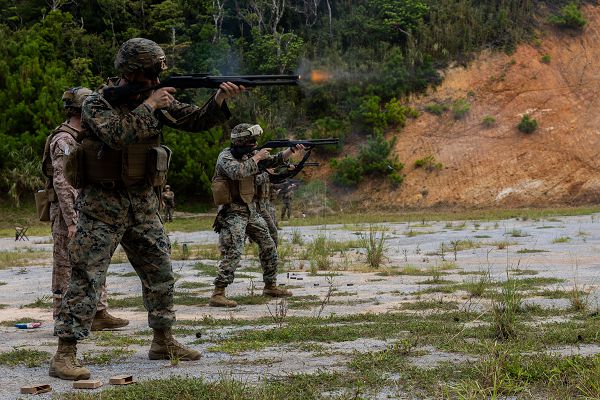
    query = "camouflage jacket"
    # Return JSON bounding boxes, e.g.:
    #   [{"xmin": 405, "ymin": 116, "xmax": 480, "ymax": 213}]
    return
[
  {"xmin": 214, "ymin": 148, "xmax": 285, "ymax": 213},
  {"xmin": 50, "ymin": 129, "xmax": 80, "ymax": 228},
  {"xmin": 162, "ymin": 191, "xmax": 175, "ymax": 207},
  {"xmin": 80, "ymin": 88, "xmax": 230, "ymax": 225}
]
